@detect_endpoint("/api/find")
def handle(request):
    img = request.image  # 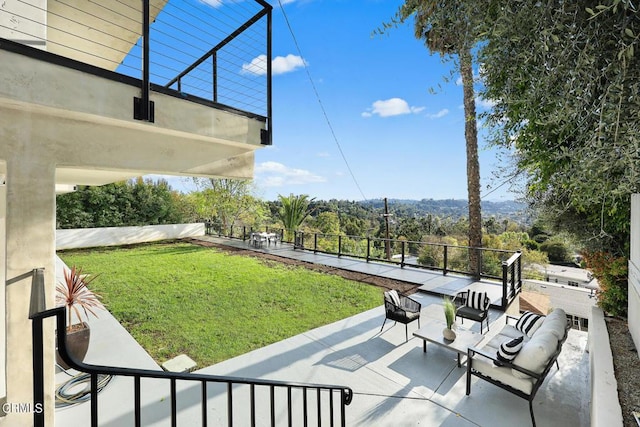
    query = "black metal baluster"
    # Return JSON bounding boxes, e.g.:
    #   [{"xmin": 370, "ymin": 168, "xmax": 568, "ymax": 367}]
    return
[
  {"xmin": 170, "ymin": 378, "xmax": 177, "ymax": 427},
  {"xmin": 288, "ymin": 386, "xmax": 292, "ymax": 427},
  {"xmin": 91, "ymin": 374, "xmax": 98, "ymax": 426},
  {"xmin": 202, "ymin": 381, "xmax": 208, "ymax": 426},
  {"xmin": 303, "ymin": 387, "xmax": 308, "ymax": 427},
  {"xmin": 228, "ymin": 383, "xmax": 233, "ymax": 427},
  {"xmin": 329, "ymin": 390, "xmax": 334, "ymax": 427},
  {"xmin": 135, "ymin": 376, "xmax": 141, "ymax": 427},
  {"xmin": 251, "ymin": 384, "xmax": 256, "ymax": 427},
  {"xmin": 317, "ymin": 388, "xmax": 321, "ymax": 427},
  {"xmin": 270, "ymin": 385, "xmax": 275, "ymax": 427}
]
